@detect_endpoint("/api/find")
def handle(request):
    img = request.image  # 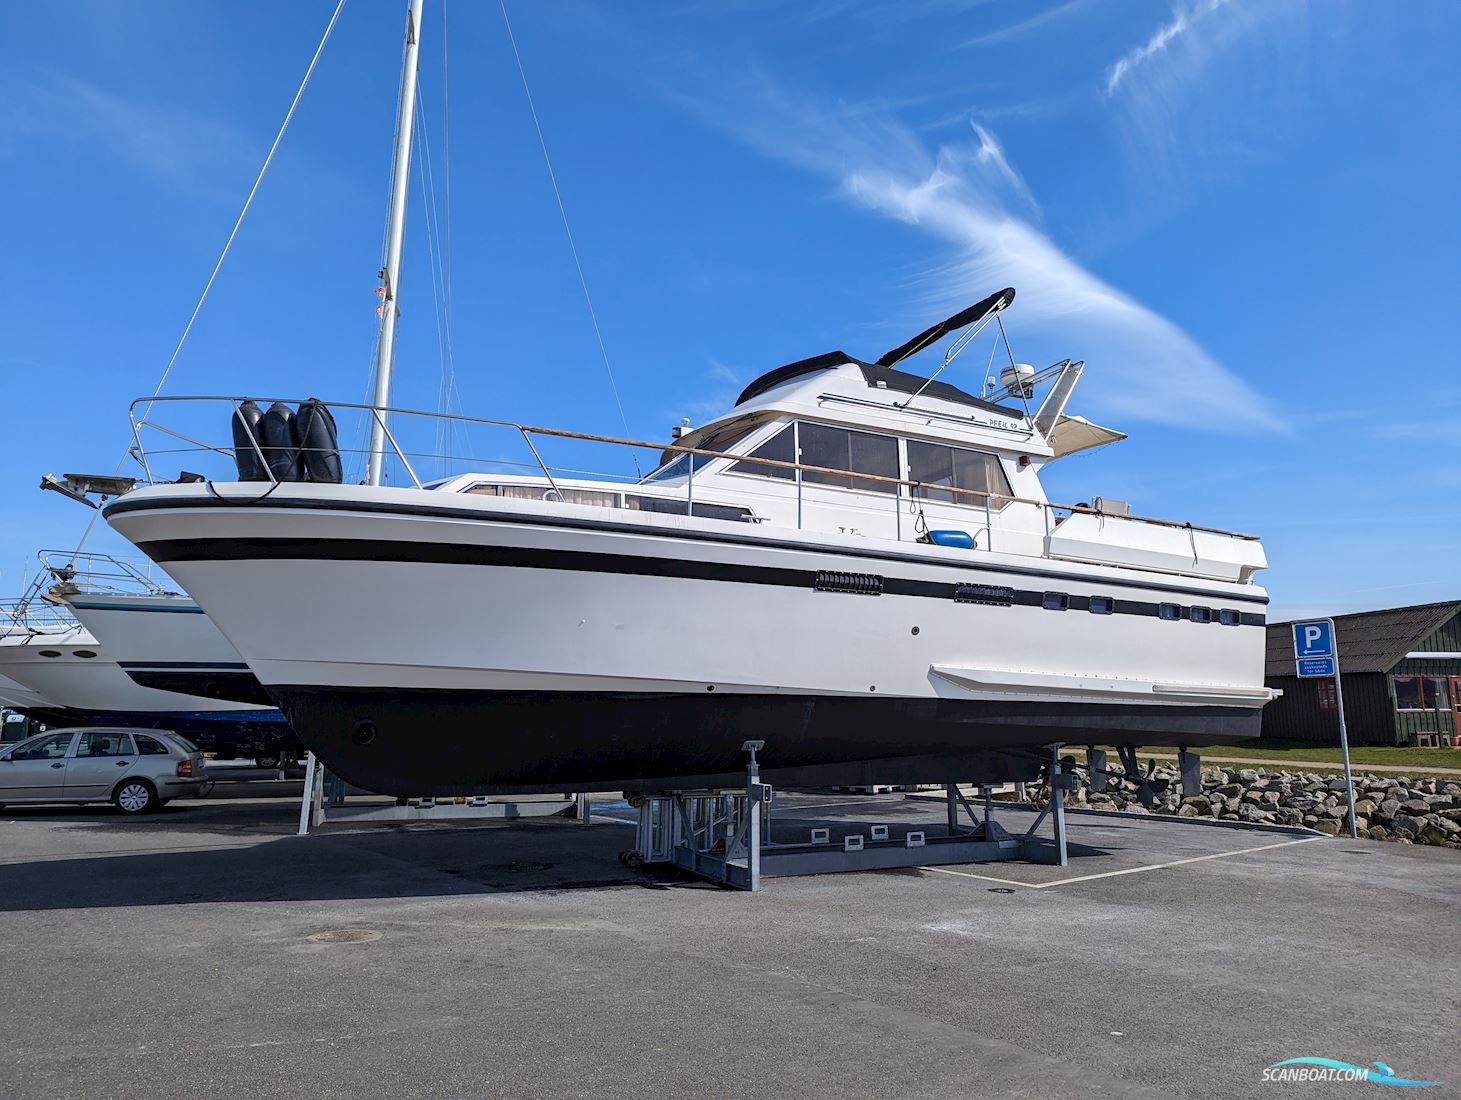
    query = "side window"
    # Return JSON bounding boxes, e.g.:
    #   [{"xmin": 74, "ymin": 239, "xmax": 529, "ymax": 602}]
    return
[
  {"xmin": 11, "ymin": 733, "xmax": 75, "ymax": 761},
  {"xmin": 727, "ymin": 424, "xmax": 796, "ymax": 481},
  {"xmin": 76, "ymin": 732, "xmax": 136, "ymax": 757},
  {"xmin": 134, "ymin": 735, "xmax": 171, "ymax": 756},
  {"xmin": 798, "ymin": 423, "xmax": 899, "ymax": 494},
  {"xmin": 468, "ymin": 484, "xmax": 620, "ymax": 507},
  {"xmin": 1393, "ymin": 676, "xmax": 1422, "ymax": 711},
  {"xmin": 907, "ymin": 441, "xmax": 1012, "ymax": 506}
]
